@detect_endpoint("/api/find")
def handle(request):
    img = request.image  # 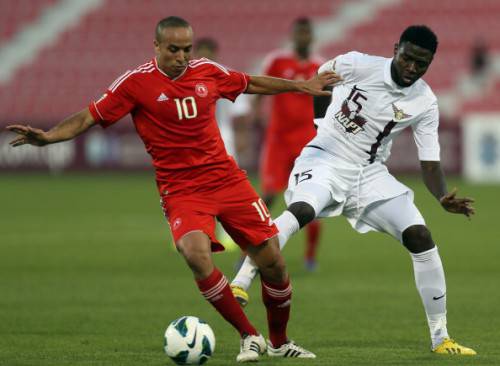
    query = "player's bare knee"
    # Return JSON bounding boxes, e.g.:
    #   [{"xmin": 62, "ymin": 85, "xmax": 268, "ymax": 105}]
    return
[
  {"xmin": 288, "ymin": 201, "xmax": 315, "ymax": 228},
  {"xmin": 402, "ymin": 225, "xmax": 435, "ymax": 253},
  {"xmin": 177, "ymin": 235, "xmax": 213, "ymax": 277},
  {"xmin": 176, "ymin": 239, "xmax": 195, "ymax": 259},
  {"xmin": 260, "ymin": 257, "xmax": 287, "ymax": 283},
  {"xmin": 269, "ymin": 254, "xmax": 286, "ymax": 273},
  {"xmin": 184, "ymin": 249, "xmax": 211, "ymax": 266},
  {"xmin": 185, "ymin": 253, "xmax": 213, "ymax": 279},
  {"xmin": 255, "ymin": 248, "xmax": 281, "ymax": 270},
  {"xmin": 255, "ymin": 244, "xmax": 288, "ymax": 282}
]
